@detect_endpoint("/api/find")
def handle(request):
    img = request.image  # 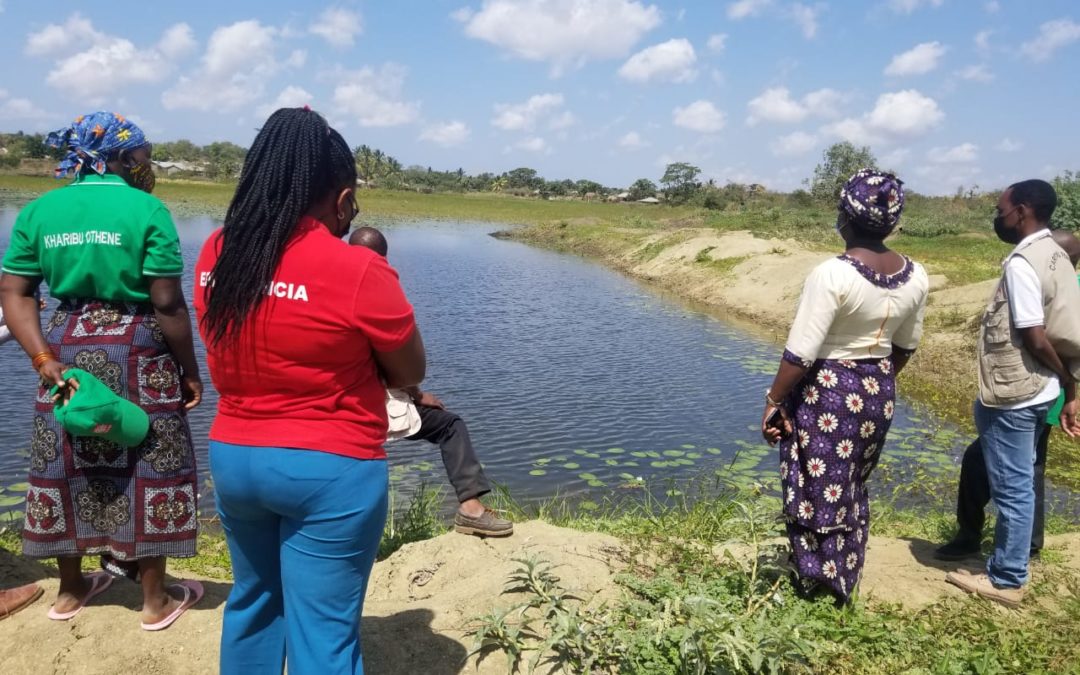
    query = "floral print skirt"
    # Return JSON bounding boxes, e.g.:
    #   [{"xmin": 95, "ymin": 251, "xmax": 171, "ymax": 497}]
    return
[
  {"xmin": 22, "ymin": 300, "xmax": 197, "ymax": 561},
  {"xmin": 779, "ymin": 351, "xmax": 896, "ymax": 601}
]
